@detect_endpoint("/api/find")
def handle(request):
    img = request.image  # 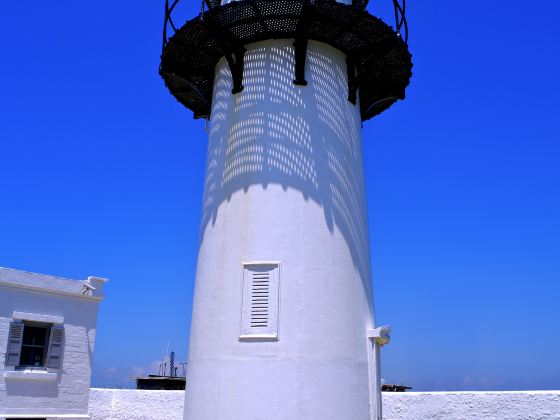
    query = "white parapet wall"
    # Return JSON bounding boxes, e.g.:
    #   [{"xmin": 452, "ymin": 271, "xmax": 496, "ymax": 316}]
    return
[
  {"xmin": 383, "ymin": 391, "xmax": 560, "ymax": 420},
  {"xmin": 89, "ymin": 389, "xmax": 185, "ymax": 420},
  {"xmin": 89, "ymin": 389, "xmax": 560, "ymax": 419}
]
